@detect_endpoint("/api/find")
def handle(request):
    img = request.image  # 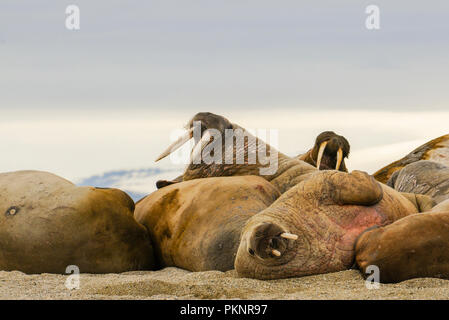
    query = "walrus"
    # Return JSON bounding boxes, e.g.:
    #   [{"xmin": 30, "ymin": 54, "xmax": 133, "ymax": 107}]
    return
[
  {"xmin": 296, "ymin": 130, "xmax": 350, "ymax": 172},
  {"xmin": 234, "ymin": 170, "xmax": 419, "ymax": 280},
  {"xmin": 387, "ymin": 160, "xmax": 449, "ymax": 204},
  {"xmin": 0, "ymin": 170, "xmax": 154, "ymax": 274},
  {"xmin": 373, "ymin": 133, "xmax": 449, "ymax": 184},
  {"xmin": 134, "ymin": 176, "xmax": 280, "ymax": 271},
  {"xmin": 155, "ymin": 112, "xmax": 350, "ymax": 192},
  {"xmin": 355, "ymin": 205, "xmax": 449, "ymax": 283}
]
